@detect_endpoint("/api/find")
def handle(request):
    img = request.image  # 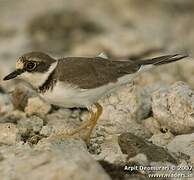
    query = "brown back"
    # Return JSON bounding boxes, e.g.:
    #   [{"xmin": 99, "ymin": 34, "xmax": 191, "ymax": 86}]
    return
[{"xmin": 55, "ymin": 57, "xmax": 140, "ymax": 89}]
